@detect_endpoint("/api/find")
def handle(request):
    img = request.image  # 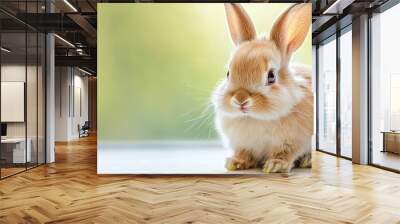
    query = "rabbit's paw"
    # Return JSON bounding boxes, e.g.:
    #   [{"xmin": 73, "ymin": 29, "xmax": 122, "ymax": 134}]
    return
[
  {"xmin": 298, "ymin": 154, "xmax": 312, "ymax": 168},
  {"xmin": 225, "ymin": 157, "xmax": 253, "ymax": 171},
  {"xmin": 263, "ymin": 159, "xmax": 290, "ymax": 173}
]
